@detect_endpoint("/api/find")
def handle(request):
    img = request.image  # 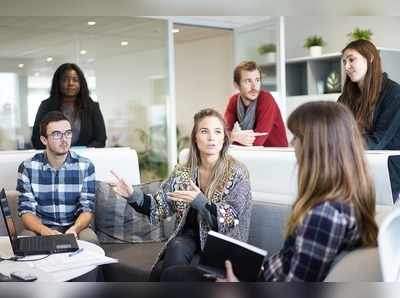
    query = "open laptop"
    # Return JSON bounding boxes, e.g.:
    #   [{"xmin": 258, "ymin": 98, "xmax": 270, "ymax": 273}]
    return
[{"xmin": 0, "ymin": 188, "xmax": 79, "ymax": 256}]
